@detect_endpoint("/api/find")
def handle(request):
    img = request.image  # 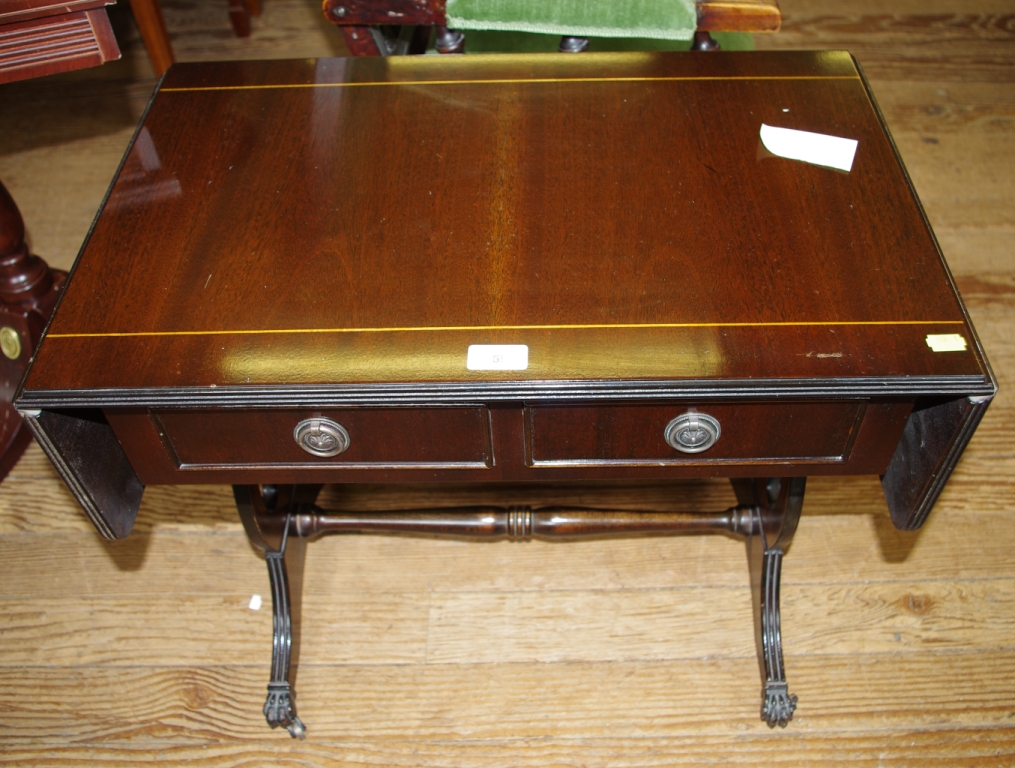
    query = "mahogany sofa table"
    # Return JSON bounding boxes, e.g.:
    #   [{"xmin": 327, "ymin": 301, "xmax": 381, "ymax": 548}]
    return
[{"xmin": 14, "ymin": 51, "xmax": 995, "ymax": 738}]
